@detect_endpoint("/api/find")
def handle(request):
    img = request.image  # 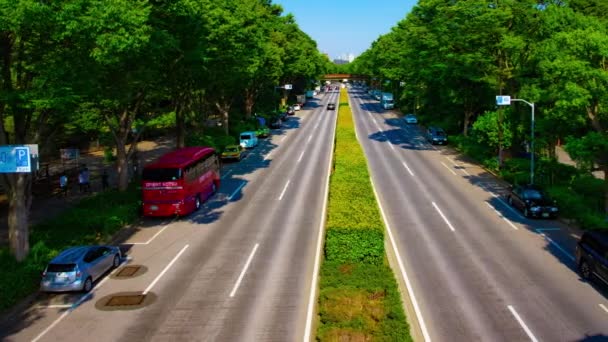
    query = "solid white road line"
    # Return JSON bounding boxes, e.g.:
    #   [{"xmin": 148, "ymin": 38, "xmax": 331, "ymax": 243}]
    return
[
  {"xmin": 441, "ymin": 162, "xmax": 457, "ymax": 175},
  {"xmin": 508, "ymin": 305, "xmax": 539, "ymax": 342},
  {"xmin": 143, "ymin": 244, "xmax": 189, "ymax": 295},
  {"xmin": 297, "ymin": 150, "xmax": 305, "ymax": 163},
  {"xmin": 484, "ymin": 202, "xmax": 518, "ymax": 230},
  {"xmin": 304, "ymin": 108, "xmax": 335, "ymax": 342},
  {"xmin": 264, "ymin": 150, "xmax": 273, "ymax": 161},
  {"xmin": 130, "ymin": 222, "xmax": 172, "ymax": 245},
  {"xmin": 483, "ymin": 188, "xmax": 526, "ymax": 220},
  {"xmin": 389, "ymin": 143, "xmax": 395, "ymax": 151},
  {"xmin": 229, "ymin": 243, "xmax": 259, "ymax": 298},
  {"xmin": 536, "ymin": 231, "xmax": 575, "ymax": 262},
  {"xmin": 221, "ymin": 170, "xmax": 232, "ymax": 179},
  {"xmin": 600, "ymin": 304, "xmax": 608, "ymax": 314},
  {"xmin": 432, "ymin": 202, "xmax": 456, "ymax": 232},
  {"xmin": 32, "ymin": 310, "xmax": 70, "ymax": 342},
  {"xmin": 446, "ymin": 157, "xmax": 470, "ymax": 176},
  {"xmin": 278, "ymin": 180, "xmax": 290, "ymax": 201},
  {"xmin": 402, "ymin": 161, "xmax": 415, "ymax": 177},
  {"xmin": 370, "ymin": 177, "xmax": 432, "ymax": 342},
  {"xmin": 228, "ymin": 181, "xmax": 246, "ymax": 201}
]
